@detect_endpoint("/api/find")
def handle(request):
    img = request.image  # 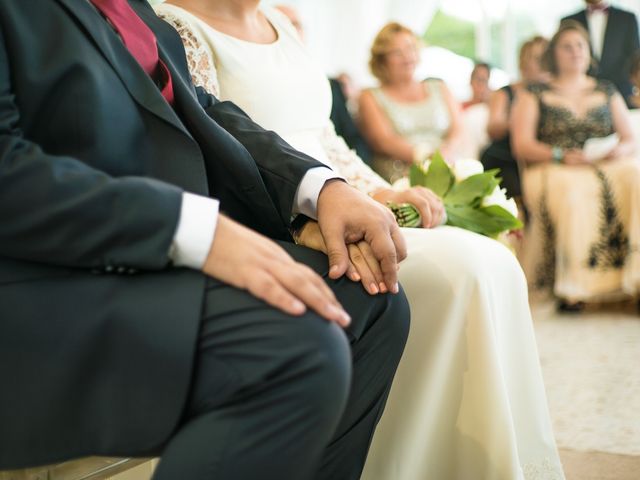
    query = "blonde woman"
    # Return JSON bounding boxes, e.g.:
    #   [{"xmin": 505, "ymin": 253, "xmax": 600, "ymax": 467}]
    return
[
  {"xmin": 358, "ymin": 23, "xmax": 464, "ymax": 184},
  {"xmin": 512, "ymin": 21, "xmax": 639, "ymax": 311},
  {"xmin": 154, "ymin": 2, "xmax": 565, "ymax": 478}
]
